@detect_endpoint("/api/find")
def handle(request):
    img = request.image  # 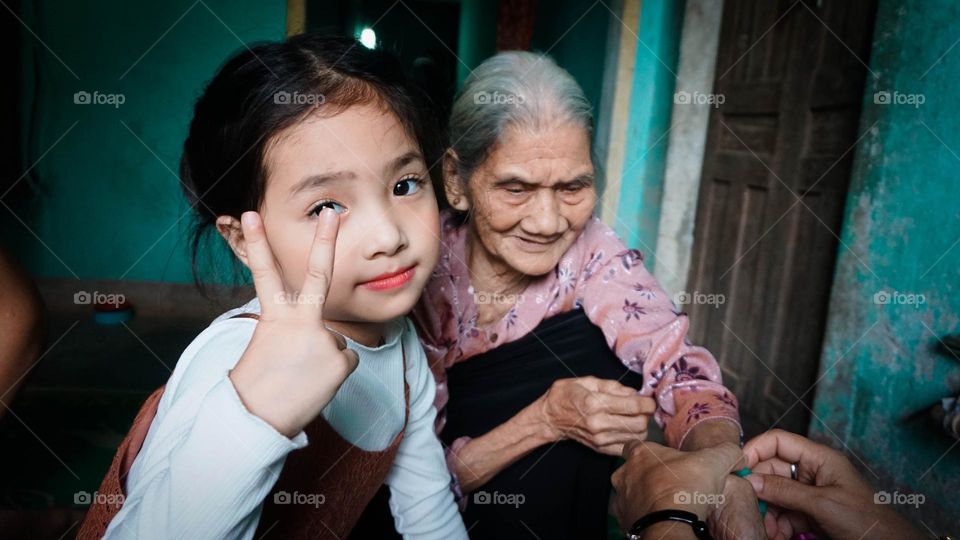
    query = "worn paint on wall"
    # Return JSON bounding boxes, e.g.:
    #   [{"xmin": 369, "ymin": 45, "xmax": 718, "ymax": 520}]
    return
[
  {"xmin": 810, "ymin": 0, "xmax": 960, "ymax": 529},
  {"xmin": 654, "ymin": 0, "xmax": 723, "ymax": 295},
  {"xmin": 614, "ymin": 0, "xmax": 684, "ymax": 260}
]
